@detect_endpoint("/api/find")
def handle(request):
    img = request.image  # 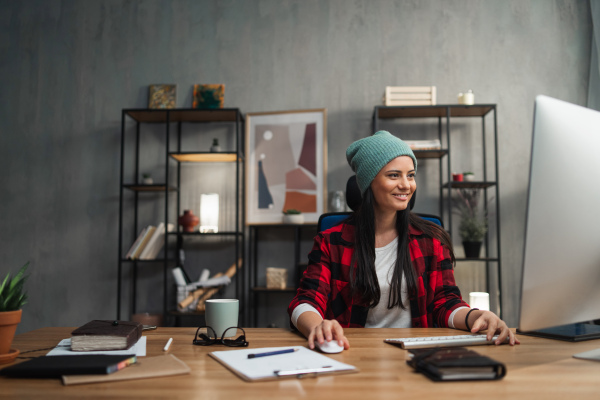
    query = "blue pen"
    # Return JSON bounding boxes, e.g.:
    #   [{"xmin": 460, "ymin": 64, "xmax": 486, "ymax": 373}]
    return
[{"xmin": 248, "ymin": 348, "xmax": 298, "ymax": 359}]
